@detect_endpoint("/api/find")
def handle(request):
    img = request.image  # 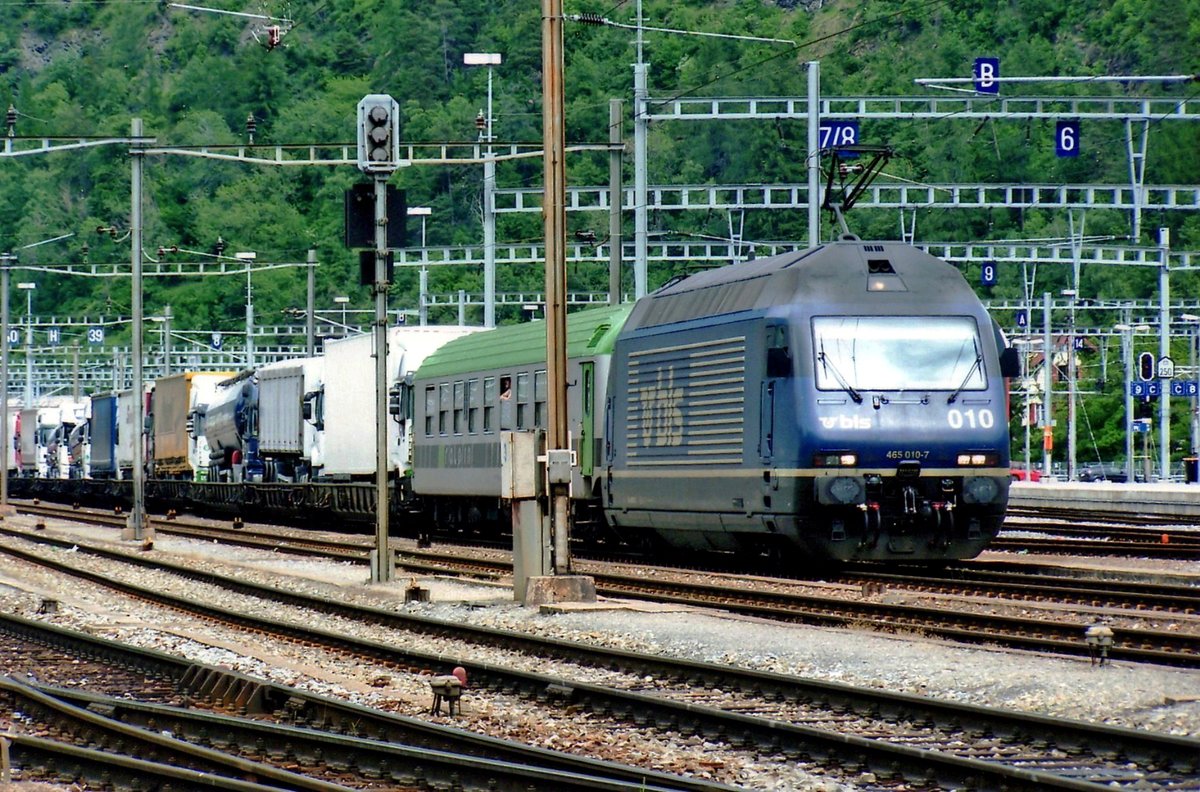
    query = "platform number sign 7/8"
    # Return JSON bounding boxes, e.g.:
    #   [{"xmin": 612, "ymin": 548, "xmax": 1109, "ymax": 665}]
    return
[
  {"xmin": 1056, "ymin": 121, "xmax": 1080, "ymax": 158},
  {"xmin": 819, "ymin": 121, "xmax": 859, "ymax": 153}
]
